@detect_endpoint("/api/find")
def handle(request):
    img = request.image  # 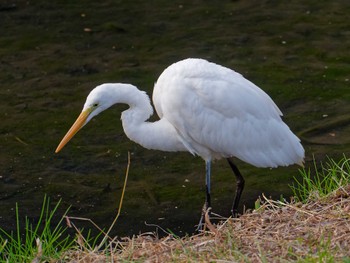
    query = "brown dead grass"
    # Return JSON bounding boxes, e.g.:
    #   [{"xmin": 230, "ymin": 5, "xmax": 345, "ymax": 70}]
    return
[{"xmin": 62, "ymin": 185, "xmax": 350, "ymax": 262}]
